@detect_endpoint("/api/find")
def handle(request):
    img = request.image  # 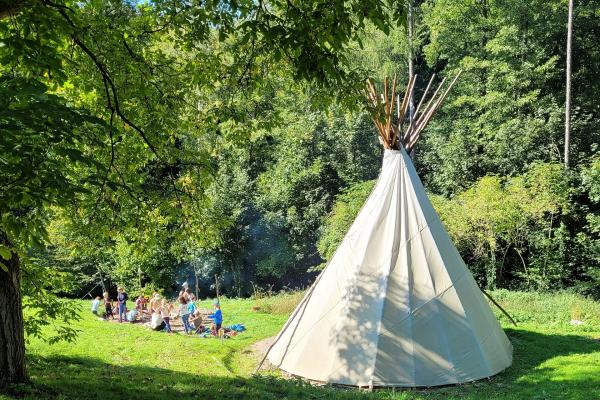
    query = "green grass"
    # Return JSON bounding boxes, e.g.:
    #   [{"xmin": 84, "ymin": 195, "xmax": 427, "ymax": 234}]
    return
[{"xmin": 2, "ymin": 291, "xmax": 600, "ymax": 400}]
